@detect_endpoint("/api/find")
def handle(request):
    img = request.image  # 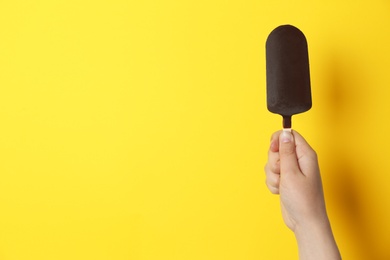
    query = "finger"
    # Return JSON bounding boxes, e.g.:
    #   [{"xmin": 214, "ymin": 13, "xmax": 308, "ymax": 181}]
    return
[
  {"xmin": 291, "ymin": 130, "xmax": 317, "ymax": 161},
  {"xmin": 291, "ymin": 130, "xmax": 319, "ymax": 177},
  {"xmin": 265, "ymin": 175, "xmax": 280, "ymax": 194},
  {"xmin": 267, "ymin": 131, "xmax": 282, "ymax": 174},
  {"xmin": 264, "ymin": 164, "xmax": 280, "ymax": 194},
  {"xmin": 264, "ymin": 160, "xmax": 279, "ymax": 177},
  {"xmin": 267, "ymin": 141, "xmax": 280, "ymax": 172},
  {"xmin": 266, "ymin": 171, "xmax": 280, "ymax": 189},
  {"xmin": 267, "ymin": 185, "xmax": 279, "ymax": 195},
  {"xmin": 270, "ymin": 130, "xmax": 282, "ymax": 153},
  {"xmin": 279, "ymin": 130, "xmax": 300, "ymax": 175},
  {"xmin": 265, "ymin": 156, "xmax": 280, "ymax": 175}
]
